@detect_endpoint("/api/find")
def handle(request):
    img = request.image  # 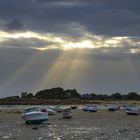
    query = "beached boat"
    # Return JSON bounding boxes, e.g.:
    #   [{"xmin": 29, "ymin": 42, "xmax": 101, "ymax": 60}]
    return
[
  {"xmin": 71, "ymin": 105, "xmax": 78, "ymax": 109},
  {"xmin": 48, "ymin": 108, "xmax": 56, "ymax": 115},
  {"xmin": 87, "ymin": 106, "xmax": 97, "ymax": 112},
  {"xmin": 82, "ymin": 105, "xmax": 97, "ymax": 112},
  {"xmin": 48, "ymin": 105, "xmax": 63, "ymax": 113},
  {"xmin": 63, "ymin": 107, "xmax": 73, "ymax": 118},
  {"xmin": 125, "ymin": 107, "xmax": 139, "ymax": 115},
  {"xmin": 21, "ymin": 106, "xmax": 48, "ymax": 124},
  {"xmin": 108, "ymin": 107, "xmax": 116, "ymax": 111},
  {"xmin": 108, "ymin": 105, "xmax": 120, "ymax": 112},
  {"xmin": 55, "ymin": 105, "xmax": 63, "ymax": 113},
  {"xmin": 48, "ymin": 106, "xmax": 56, "ymax": 115},
  {"xmin": 82, "ymin": 105, "xmax": 88, "ymax": 111}
]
